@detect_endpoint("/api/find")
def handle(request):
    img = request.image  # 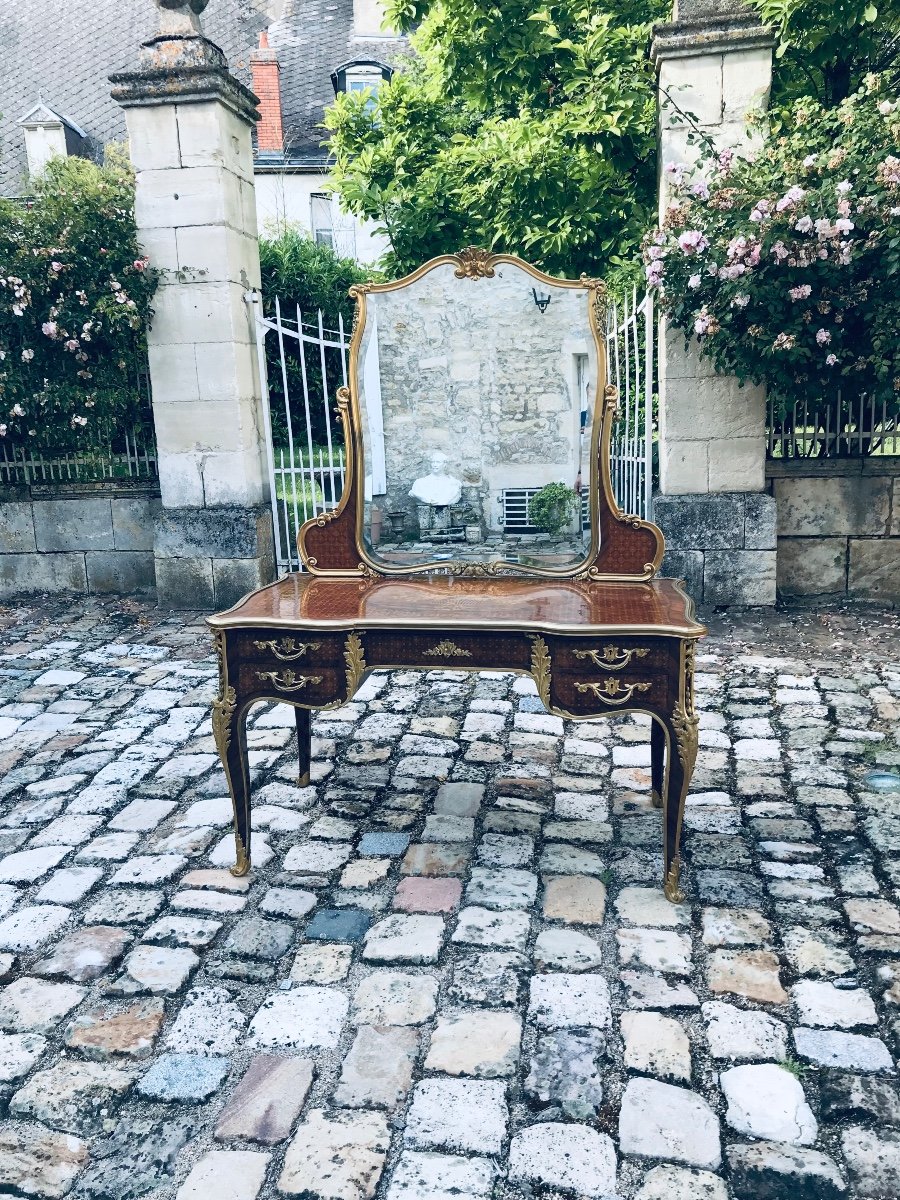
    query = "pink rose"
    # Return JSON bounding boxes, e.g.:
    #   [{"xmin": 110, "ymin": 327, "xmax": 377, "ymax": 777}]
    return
[{"xmin": 678, "ymin": 230, "xmax": 708, "ymax": 255}]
